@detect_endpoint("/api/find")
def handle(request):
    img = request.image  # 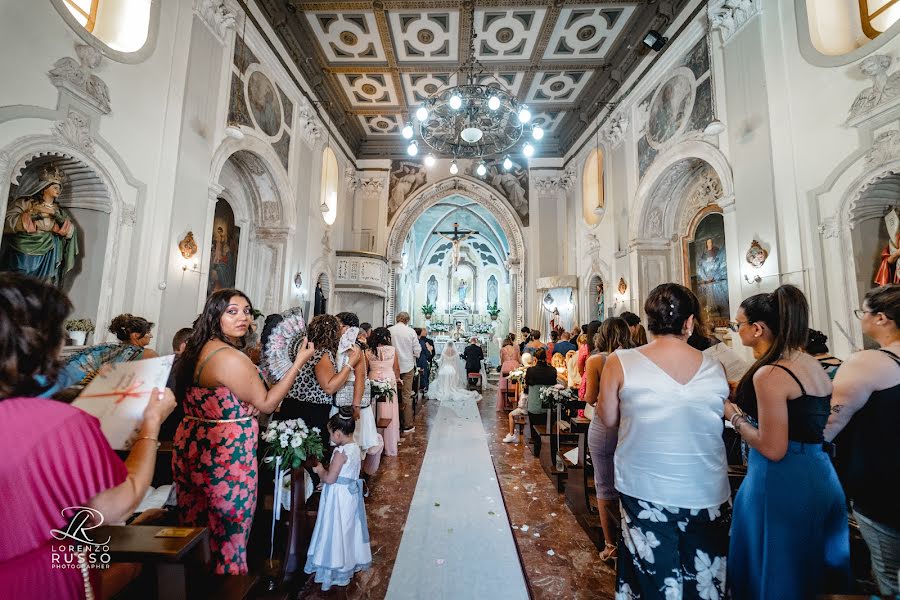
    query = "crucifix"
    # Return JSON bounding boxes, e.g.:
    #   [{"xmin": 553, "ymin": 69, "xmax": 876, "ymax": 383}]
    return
[{"xmin": 434, "ymin": 222, "xmax": 478, "ymax": 270}]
